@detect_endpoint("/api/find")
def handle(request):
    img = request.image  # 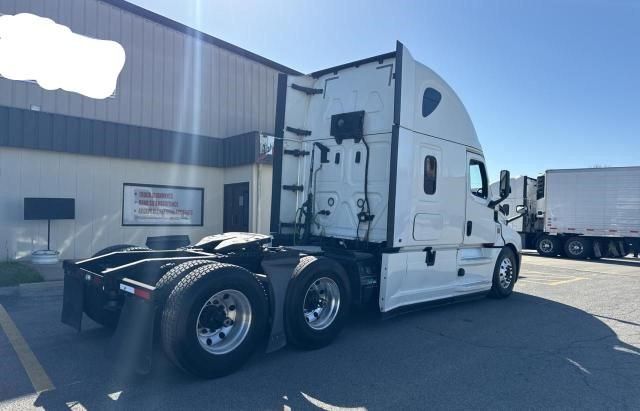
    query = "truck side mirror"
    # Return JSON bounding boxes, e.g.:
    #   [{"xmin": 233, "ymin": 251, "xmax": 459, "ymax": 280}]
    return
[
  {"xmin": 489, "ymin": 170, "xmax": 511, "ymax": 209},
  {"xmin": 499, "ymin": 170, "xmax": 511, "ymax": 199},
  {"xmin": 516, "ymin": 205, "xmax": 527, "ymax": 214}
]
